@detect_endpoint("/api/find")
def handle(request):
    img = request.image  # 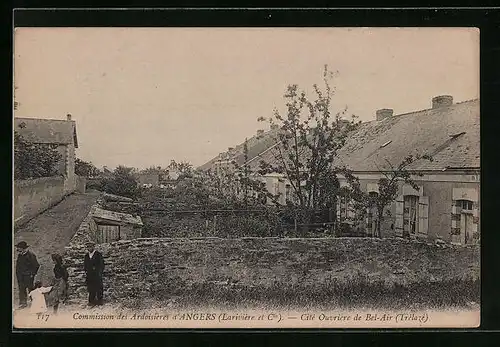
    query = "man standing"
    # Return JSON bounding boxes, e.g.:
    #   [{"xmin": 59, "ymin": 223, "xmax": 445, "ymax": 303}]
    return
[
  {"xmin": 83, "ymin": 241, "xmax": 105, "ymax": 306},
  {"xmin": 15, "ymin": 241, "xmax": 40, "ymax": 308}
]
